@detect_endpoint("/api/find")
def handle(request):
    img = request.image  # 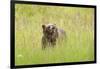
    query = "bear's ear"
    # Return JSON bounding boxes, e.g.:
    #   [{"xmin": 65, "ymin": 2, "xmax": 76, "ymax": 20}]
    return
[{"xmin": 42, "ymin": 24, "xmax": 46, "ymax": 30}]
